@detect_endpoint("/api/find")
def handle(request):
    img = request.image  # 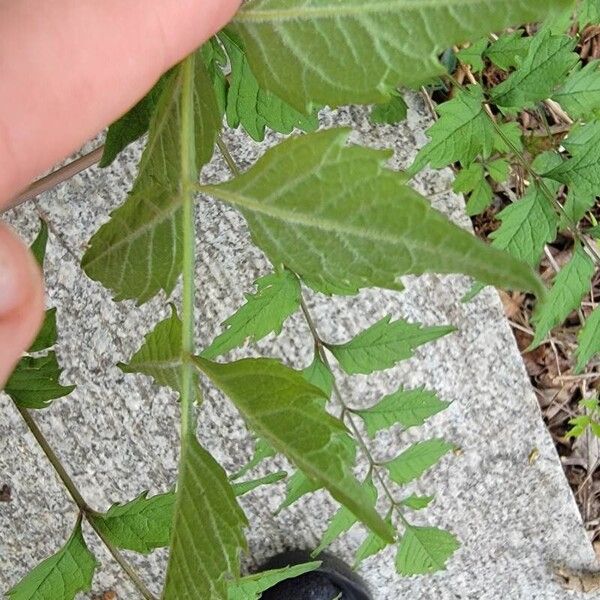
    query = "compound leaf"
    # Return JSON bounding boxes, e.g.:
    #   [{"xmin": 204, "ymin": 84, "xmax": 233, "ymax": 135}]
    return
[
  {"xmin": 327, "ymin": 315, "xmax": 454, "ymax": 376},
  {"xmin": 396, "ymin": 526, "xmax": 459, "ymax": 576},
  {"xmin": 530, "ymin": 244, "xmax": 595, "ymax": 348},
  {"xmin": 575, "ymin": 305, "xmax": 600, "ymax": 372},
  {"xmin": 7, "ymin": 518, "xmax": 96, "ymax": 600},
  {"xmin": 201, "ymin": 269, "xmax": 301, "ymax": 360},
  {"xmin": 411, "ymin": 86, "xmax": 495, "ymax": 173},
  {"xmin": 385, "ymin": 439, "xmax": 454, "ymax": 485},
  {"xmin": 465, "ymin": 178, "xmax": 493, "ymax": 216},
  {"xmin": 194, "ymin": 357, "xmax": 394, "ymax": 542},
  {"xmin": 83, "ymin": 52, "xmax": 221, "ymax": 304},
  {"xmin": 202, "ymin": 129, "xmax": 543, "ymax": 298},
  {"xmin": 228, "ymin": 563, "xmax": 320, "ymax": 600},
  {"xmin": 231, "ymin": 0, "xmax": 568, "ymax": 111},
  {"xmin": 354, "ymin": 387, "xmax": 449, "ymax": 438},
  {"xmin": 400, "ymin": 494, "xmax": 434, "ymax": 510},
  {"xmin": 491, "ymin": 30, "xmax": 578, "ymax": 111},
  {"xmin": 484, "ymin": 31, "xmax": 531, "ymax": 70},
  {"xmin": 220, "ymin": 29, "xmax": 318, "ymax": 142},
  {"xmin": 354, "ymin": 527, "xmax": 391, "ymax": 568},
  {"xmin": 302, "ymin": 354, "xmax": 334, "ymax": 399}
]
